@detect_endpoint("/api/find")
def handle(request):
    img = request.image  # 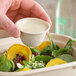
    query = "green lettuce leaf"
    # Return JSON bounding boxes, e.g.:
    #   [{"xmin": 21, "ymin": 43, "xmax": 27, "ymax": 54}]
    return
[
  {"xmin": 35, "ymin": 55, "xmax": 53, "ymax": 64},
  {"xmin": 40, "ymin": 34, "xmax": 60, "ymax": 55},
  {"xmin": 64, "ymin": 39, "xmax": 75, "ymax": 55},
  {"xmin": 58, "ymin": 54, "xmax": 76, "ymax": 62},
  {"xmin": 52, "ymin": 48, "xmax": 72, "ymax": 57},
  {"xmin": 0, "ymin": 53, "xmax": 15, "ymax": 72}
]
